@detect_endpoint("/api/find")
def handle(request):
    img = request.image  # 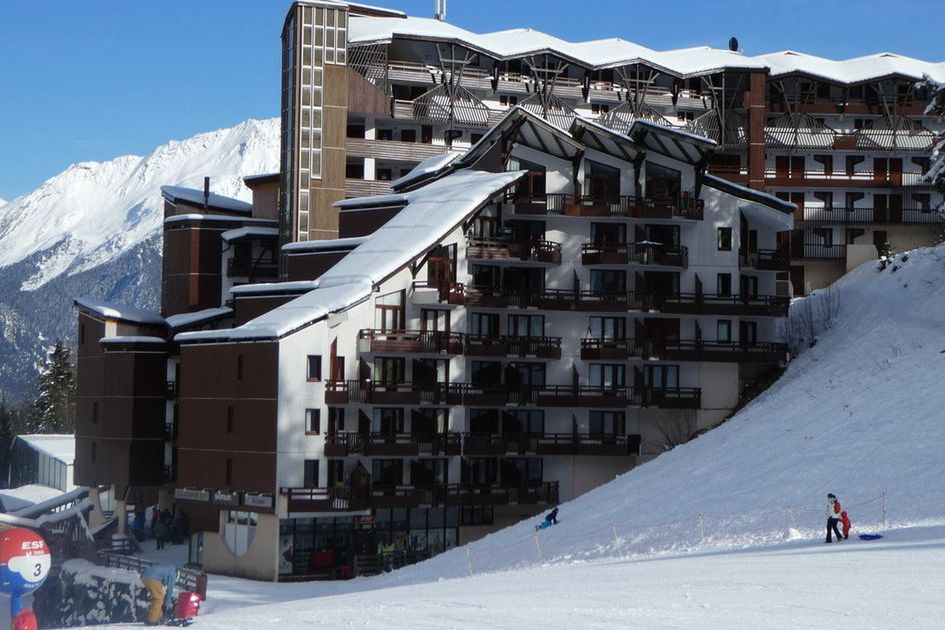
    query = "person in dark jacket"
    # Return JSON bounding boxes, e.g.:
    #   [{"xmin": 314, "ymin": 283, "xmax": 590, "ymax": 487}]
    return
[
  {"xmin": 546, "ymin": 507, "xmax": 559, "ymax": 525},
  {"xmin": 825, "ymin": 493, "xmax": 843, "ymax": 543}
]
